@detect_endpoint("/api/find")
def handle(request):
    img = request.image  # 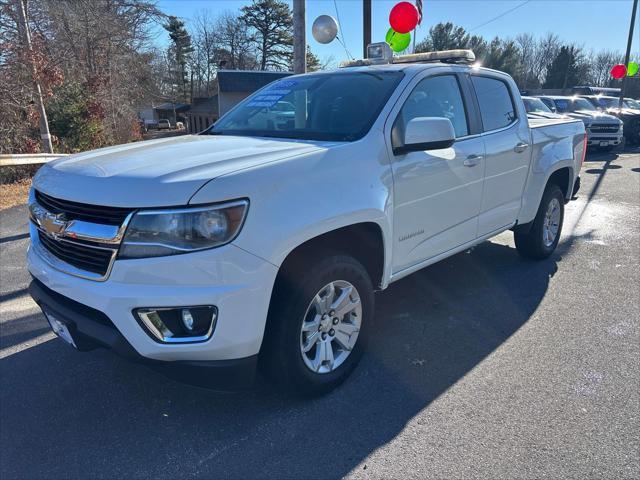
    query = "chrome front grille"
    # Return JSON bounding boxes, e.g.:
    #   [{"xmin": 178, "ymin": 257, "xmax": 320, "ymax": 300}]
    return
[
  {"xmin": 31, "ymin": 190, "xmax": 134, "ymax": 281},
  {"xmin": 35, "ymin": 190, "xmax": 133, "ymax": 226},
  {"xmin": 589, "ymin": 124, "xmax": 619, "ymax": 134},
  {"xmin": 38, "ymin": 231, "xmax": 115, "ymax": 276}
]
